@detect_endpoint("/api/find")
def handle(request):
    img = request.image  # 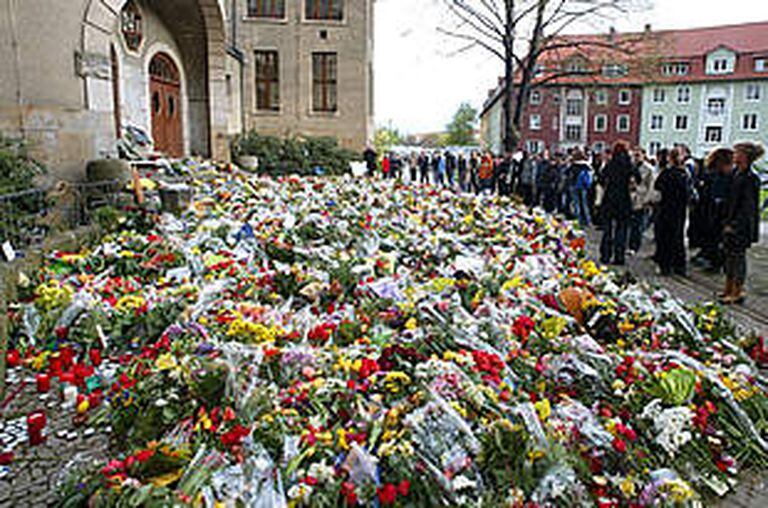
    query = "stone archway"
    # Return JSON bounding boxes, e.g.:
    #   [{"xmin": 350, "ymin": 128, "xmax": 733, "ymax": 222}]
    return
[{"xmin": 79, "ymin": 0, "xmax": 229, "ymax": 160}]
